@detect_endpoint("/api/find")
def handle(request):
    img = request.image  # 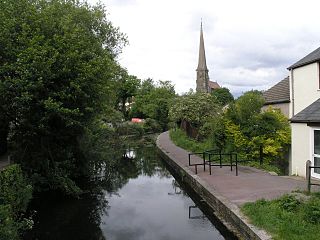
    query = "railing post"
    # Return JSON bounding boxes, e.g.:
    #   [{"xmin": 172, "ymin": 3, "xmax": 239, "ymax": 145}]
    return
[
  {"xmin": 236, "ymin": 153, "xmax": 238, "ymax": 176},
  {"xmin": 188, "ymin": 154, "xmax": 191, "ymax": 166},
  {"xmin": 306, "ymin": 160, "xmax": 311, "ymax": 193},
  {"xmin": 259, "ymin": 145, "xmax": 263, "ymax": 165},
  {"xmin": 203, "ymin": 152, "xmax": 206, "ymax": 172}
]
